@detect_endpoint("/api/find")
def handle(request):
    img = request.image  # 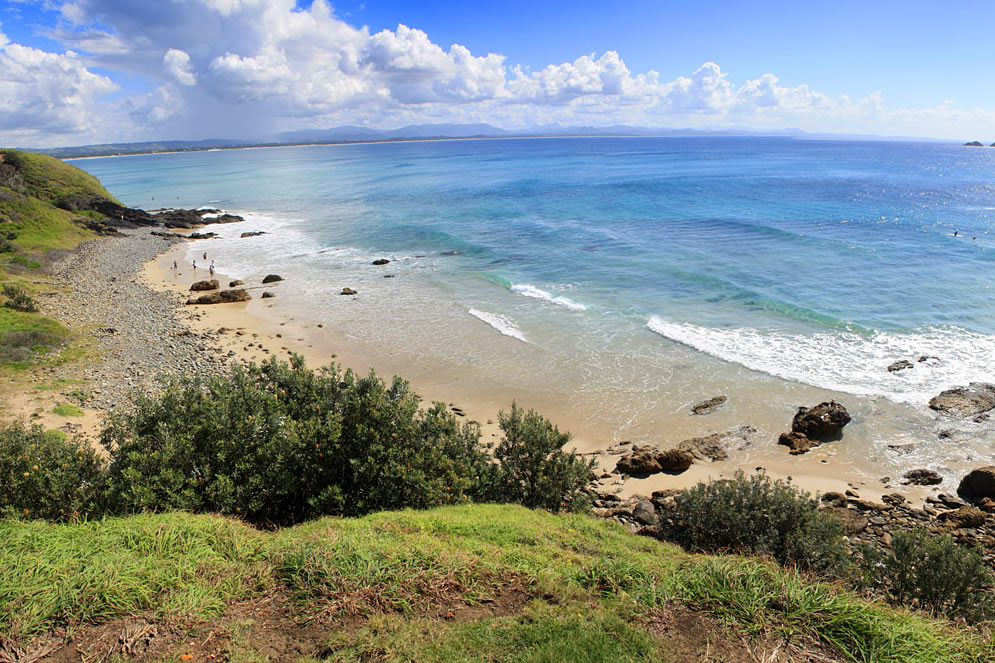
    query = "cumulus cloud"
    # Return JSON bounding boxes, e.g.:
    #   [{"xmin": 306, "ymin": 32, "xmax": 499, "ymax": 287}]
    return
[
  {"xmin": 164, "ymin": 48, "xmax": 197, "ymax": 85},
  {"xmin": 0, "ymin": 0, "xmax": 985, "ymax": 145},
  {"xmin": 0, "ymin": 42, "xmax": 118, "ymax": 137}
]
